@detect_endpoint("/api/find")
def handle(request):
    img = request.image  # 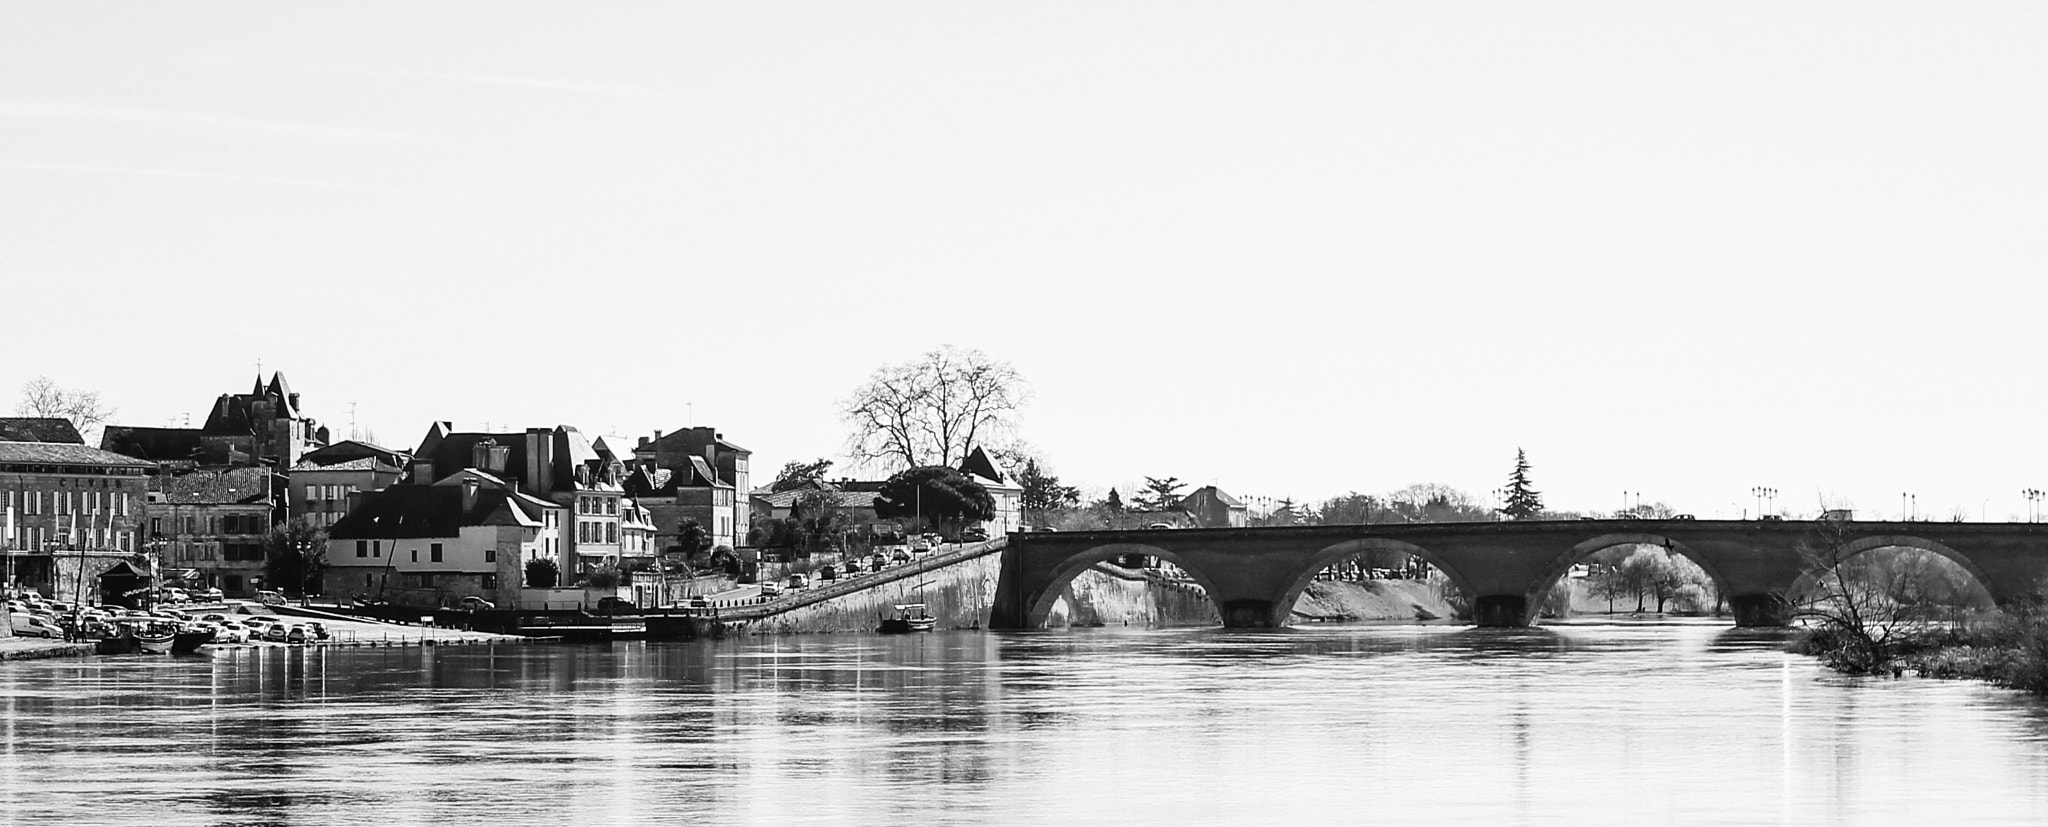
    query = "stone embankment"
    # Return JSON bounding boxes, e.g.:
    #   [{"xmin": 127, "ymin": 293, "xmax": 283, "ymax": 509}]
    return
[{"xmin": 0, "ymin": 638, "xmax": 96, "ymax": 661}]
